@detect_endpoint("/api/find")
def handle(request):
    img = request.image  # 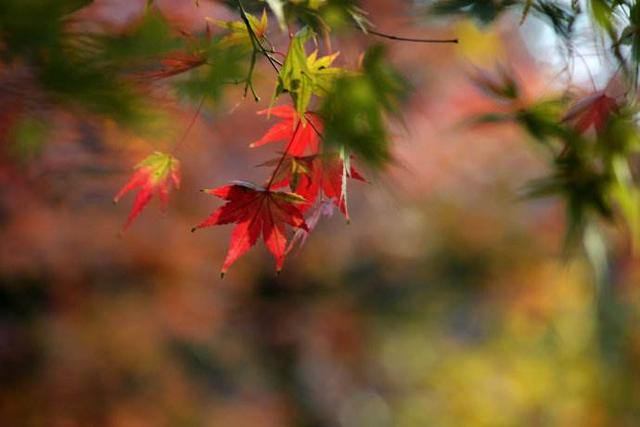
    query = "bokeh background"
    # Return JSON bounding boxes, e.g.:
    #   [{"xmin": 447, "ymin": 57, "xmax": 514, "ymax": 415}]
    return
[{"xmin": 2, "ymin": 0, "xmax": 640, "ymax": 426}]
